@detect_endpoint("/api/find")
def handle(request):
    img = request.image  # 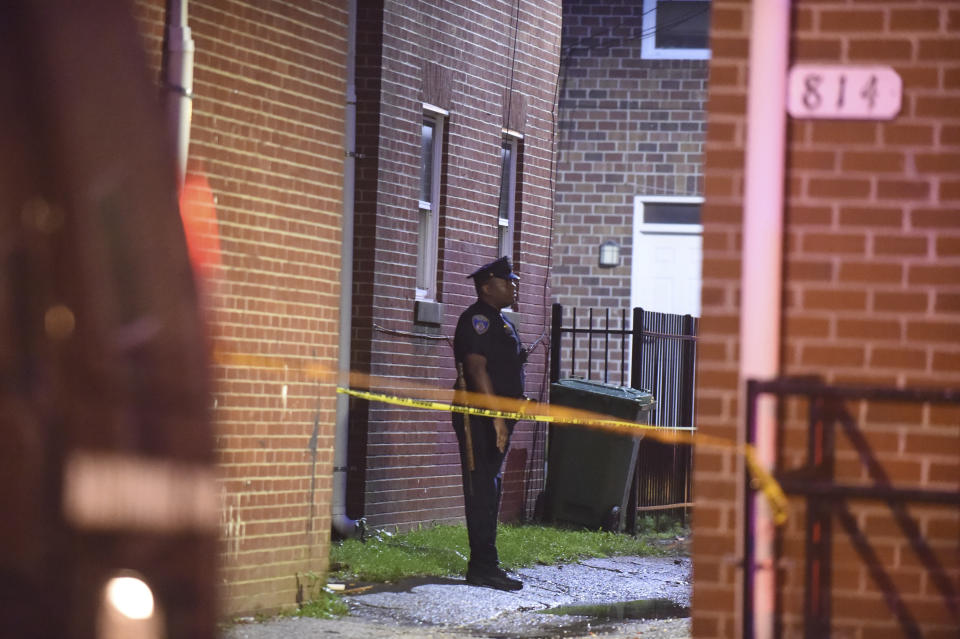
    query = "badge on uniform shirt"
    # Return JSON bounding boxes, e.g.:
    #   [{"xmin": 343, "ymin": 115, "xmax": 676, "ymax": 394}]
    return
[{"xmin": 472, "ymin": 314, "xmax": 489, "ymax": 335}]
